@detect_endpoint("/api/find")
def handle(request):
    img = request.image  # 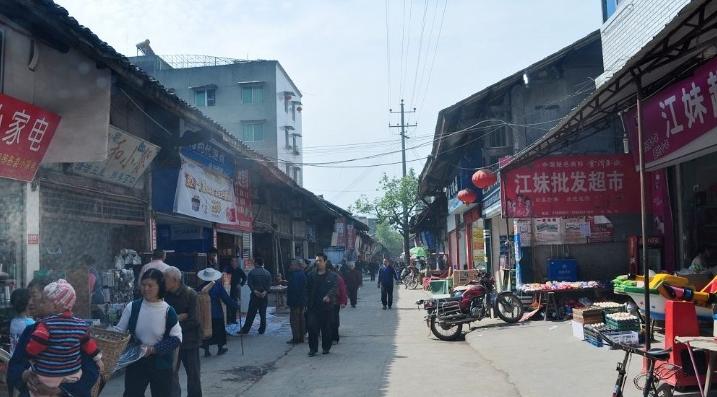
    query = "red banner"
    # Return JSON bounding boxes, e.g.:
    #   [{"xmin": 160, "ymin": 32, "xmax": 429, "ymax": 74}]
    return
[
  {"xmin": 625, "ymin": 56, "xmax": 717, "ymax": 167},
  {"xmin": 0, "ymin": 94, "xmax": 61, "ymax": 181},
  {"xmin": 218, "ymin": 169, "xmax": 253, "ymax": 233},
  {"xmin": 501, "ymin": 154, "xmax": 640, "ymax": 218}
]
